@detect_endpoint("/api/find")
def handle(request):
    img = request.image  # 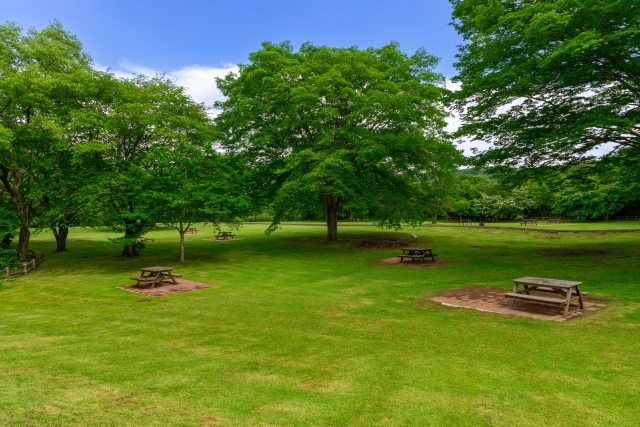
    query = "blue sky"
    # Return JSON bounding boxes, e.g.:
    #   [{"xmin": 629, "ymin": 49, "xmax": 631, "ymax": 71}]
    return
[
  {"xmin": 3, "ymin": 0, "xmax": 461, "ymax": 76},
  {"xmin": 4, "ymin": 1, "xmax": 483, "ymax": 150}
]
